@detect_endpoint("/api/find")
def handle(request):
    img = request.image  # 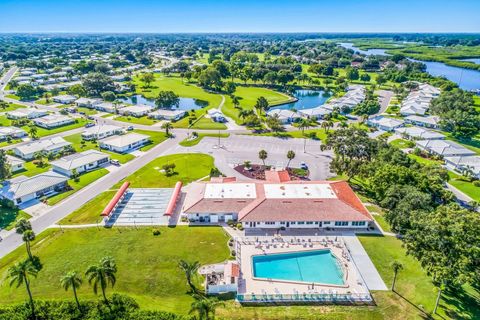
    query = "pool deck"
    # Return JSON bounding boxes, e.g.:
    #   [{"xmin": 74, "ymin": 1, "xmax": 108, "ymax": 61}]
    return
[{"xmin": 237, "ymin": 236, "xmax": 371, "ymax": 298}]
